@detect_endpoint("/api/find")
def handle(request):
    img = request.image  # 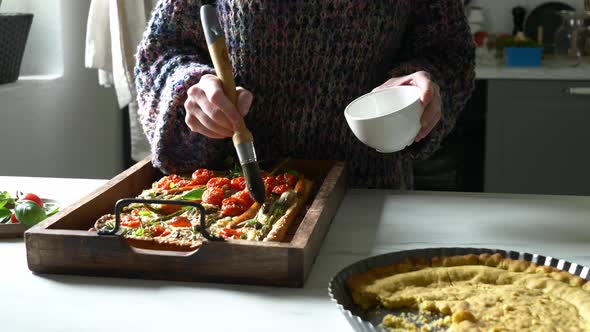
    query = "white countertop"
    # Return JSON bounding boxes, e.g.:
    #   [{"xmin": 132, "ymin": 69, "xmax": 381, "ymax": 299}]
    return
[
  {"xmin": 2, "ymin": 176, "xmax": 590, "ymax": 331},
  {"xmin": 476, "ymin": 60, "xmax": 590, "ymax": 80}
]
